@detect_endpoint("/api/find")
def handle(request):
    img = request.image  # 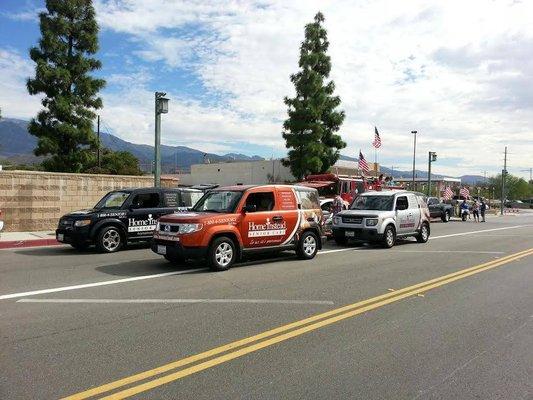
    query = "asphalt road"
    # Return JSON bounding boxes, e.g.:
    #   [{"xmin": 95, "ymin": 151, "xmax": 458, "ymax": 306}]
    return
[{"xmin": 1, "ymin": 215, "xmax": 532, "ymax": 399}]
